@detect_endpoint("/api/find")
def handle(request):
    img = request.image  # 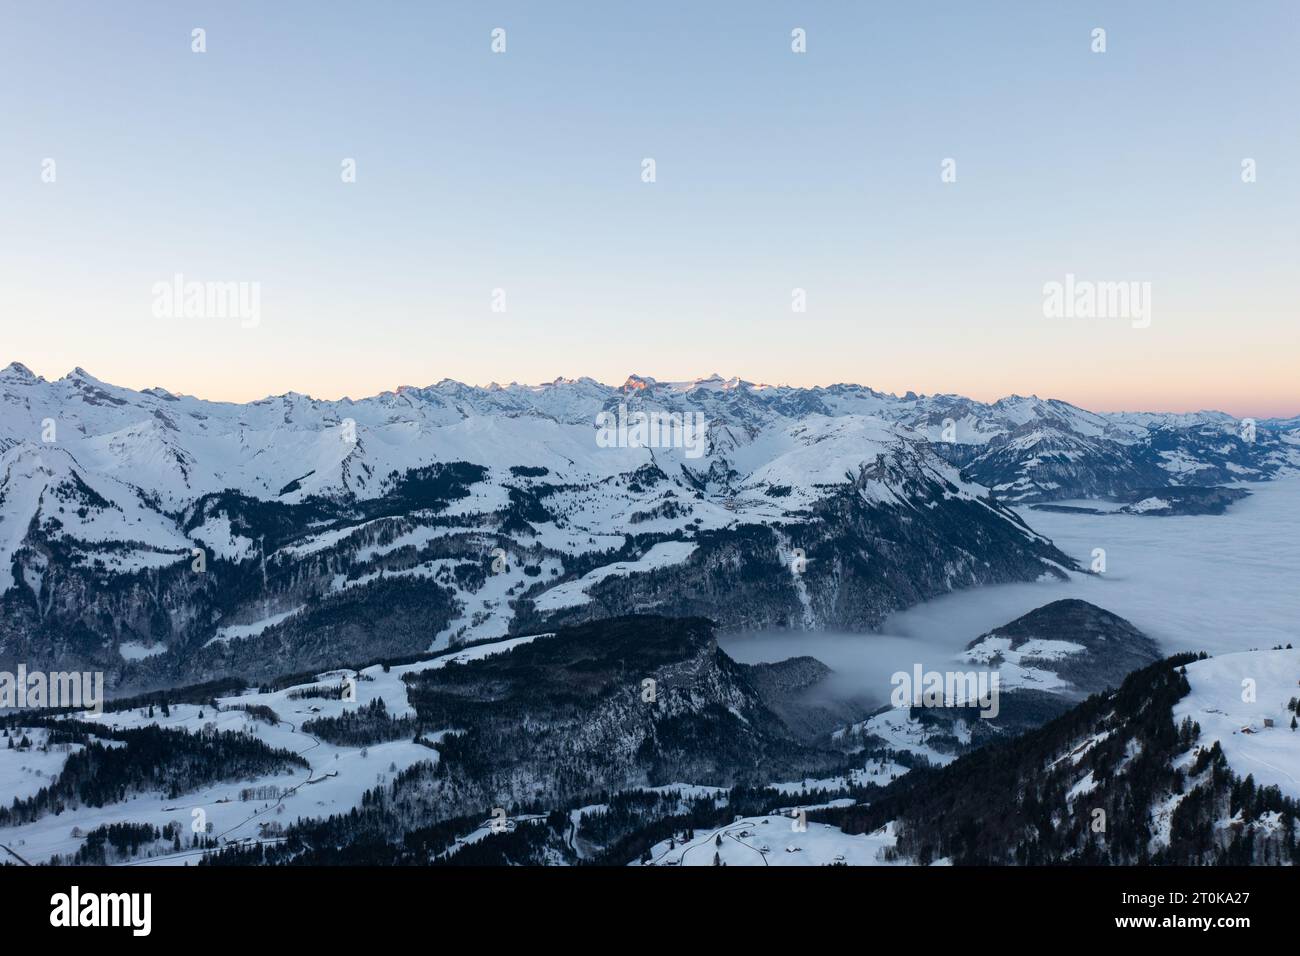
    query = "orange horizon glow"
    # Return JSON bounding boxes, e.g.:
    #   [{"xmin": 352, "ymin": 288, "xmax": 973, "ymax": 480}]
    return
[{"xmin": 11, "ymin": 357, "xmax": 1296, "ymax": 421}]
